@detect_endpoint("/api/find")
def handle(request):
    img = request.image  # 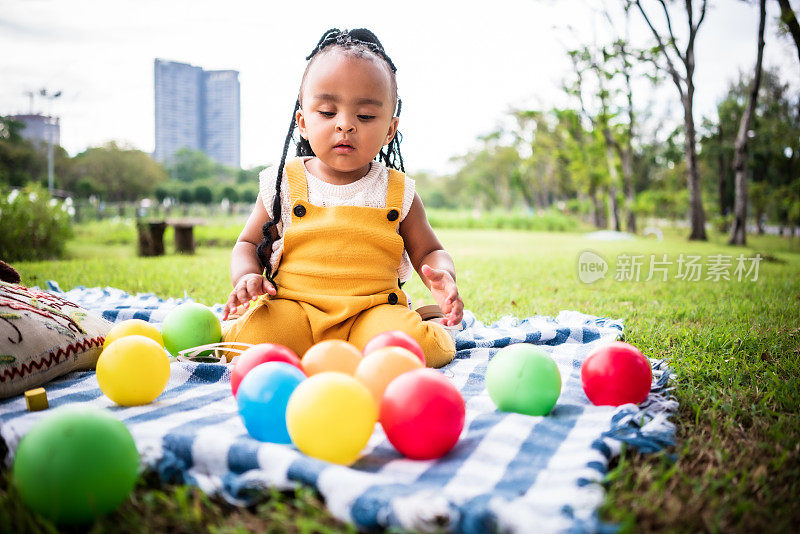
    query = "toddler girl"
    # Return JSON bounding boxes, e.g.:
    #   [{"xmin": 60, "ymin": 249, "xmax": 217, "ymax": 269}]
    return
[{"xmin": 222, "ymin": 28, "xmax": 463, "ymax": 368}]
